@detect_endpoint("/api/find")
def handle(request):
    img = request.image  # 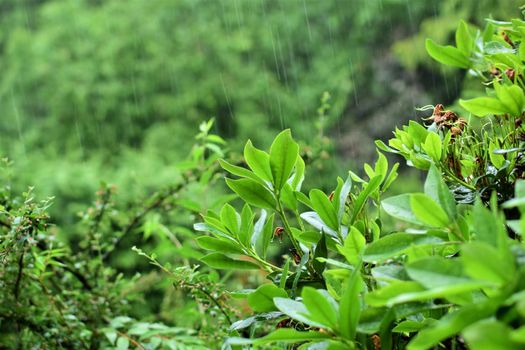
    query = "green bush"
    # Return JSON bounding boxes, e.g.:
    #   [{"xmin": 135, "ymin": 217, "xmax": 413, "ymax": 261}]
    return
[
  {"xmin": 173, "ymin": 16, "xmax": 525, "ymax": 349},
  {"xmin": 3, "ymin": 8, "xmax": 525, "ymax": 350}
]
